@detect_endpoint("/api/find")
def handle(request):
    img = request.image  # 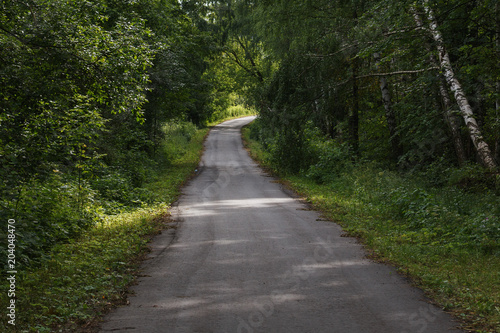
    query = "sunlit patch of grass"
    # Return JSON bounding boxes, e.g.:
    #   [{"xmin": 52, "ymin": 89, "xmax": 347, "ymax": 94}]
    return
[
  {"xmin": 17, "ymin": 206, "xmax": 166, "ymax": 332},
  {"xmin": 207, "ymin": 104, "xmax": 256, "ymax": 126}
]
